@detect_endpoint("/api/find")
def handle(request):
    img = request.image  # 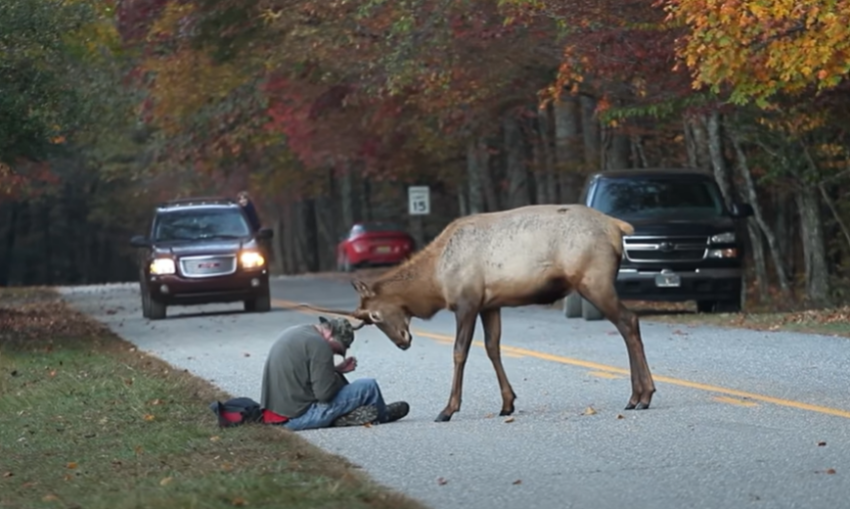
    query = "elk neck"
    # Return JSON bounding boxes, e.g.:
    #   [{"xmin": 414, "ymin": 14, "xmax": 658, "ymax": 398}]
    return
[{"xmin": 374, "ymin": 246, "xmax": 446, "ymax": 320}]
